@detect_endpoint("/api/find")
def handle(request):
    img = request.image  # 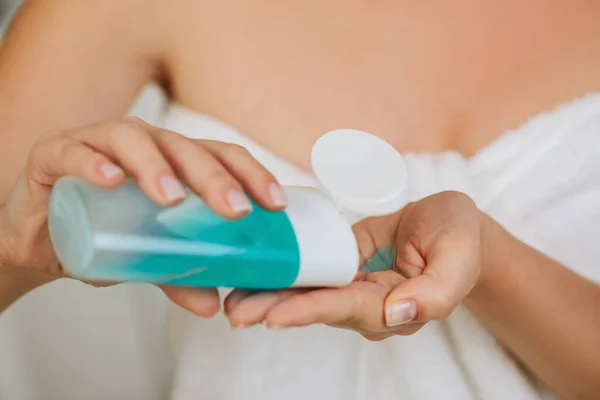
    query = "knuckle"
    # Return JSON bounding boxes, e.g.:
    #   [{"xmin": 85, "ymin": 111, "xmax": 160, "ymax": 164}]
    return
[
  {"xmin": 120, "ymin": 116, "xmax": 147, "ymax": 129},
  {"xmin": 396, "ymin": 238, "xmax": 422, "ymax": 267},
  {"xmin": 155, "ymin": 127, "xmax": 181, "ymax": 141},
  {"xmin": 30, "ymin": 130, "xmax": 63, "ymax": 158},
  {"xmin": 446, "ymin": 190, "xmax": 477, "ymax": 207},
  {"xmin": 25, "ymin": 161, "xmax": 43, "ymax": 183},
  {"xmin": 27, "ymin": 137, "xmax": 73, "ymax": 179},
  {"xmin": 223, "ymin": 143, "xmax": 251, "ymax": 158},
  {"xmin": 164, "ymin": 131, "xmax": 193, "ymax": 152},
  {"xmin": 111, "ymin": 117, "xmax": 148, "ymax": 140},
  {"xmin": 202, "ymin": 170, "xmax": 235, "ymax": 187},
  {"xmin": 214, "ymin": 143, "xmax": 276, "ymax": 182},
  {"xmin": 51, "ymin": 138, "xmax": 78, "ymax": 160},
  {"xmin": 163, "ymin": 129, "xmax": 187, "ymax": 144}
]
